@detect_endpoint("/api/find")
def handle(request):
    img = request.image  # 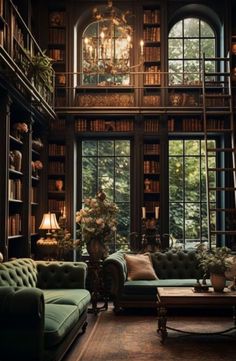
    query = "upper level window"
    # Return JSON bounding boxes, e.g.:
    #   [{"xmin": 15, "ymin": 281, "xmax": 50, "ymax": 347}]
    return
[
  {"xmin": 82, "ymin": 19, "xmax": 131, "ymax": 86},
  {"xmin": 168, "ymin": 18, "xmax": 216, "ymax": 85}
]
